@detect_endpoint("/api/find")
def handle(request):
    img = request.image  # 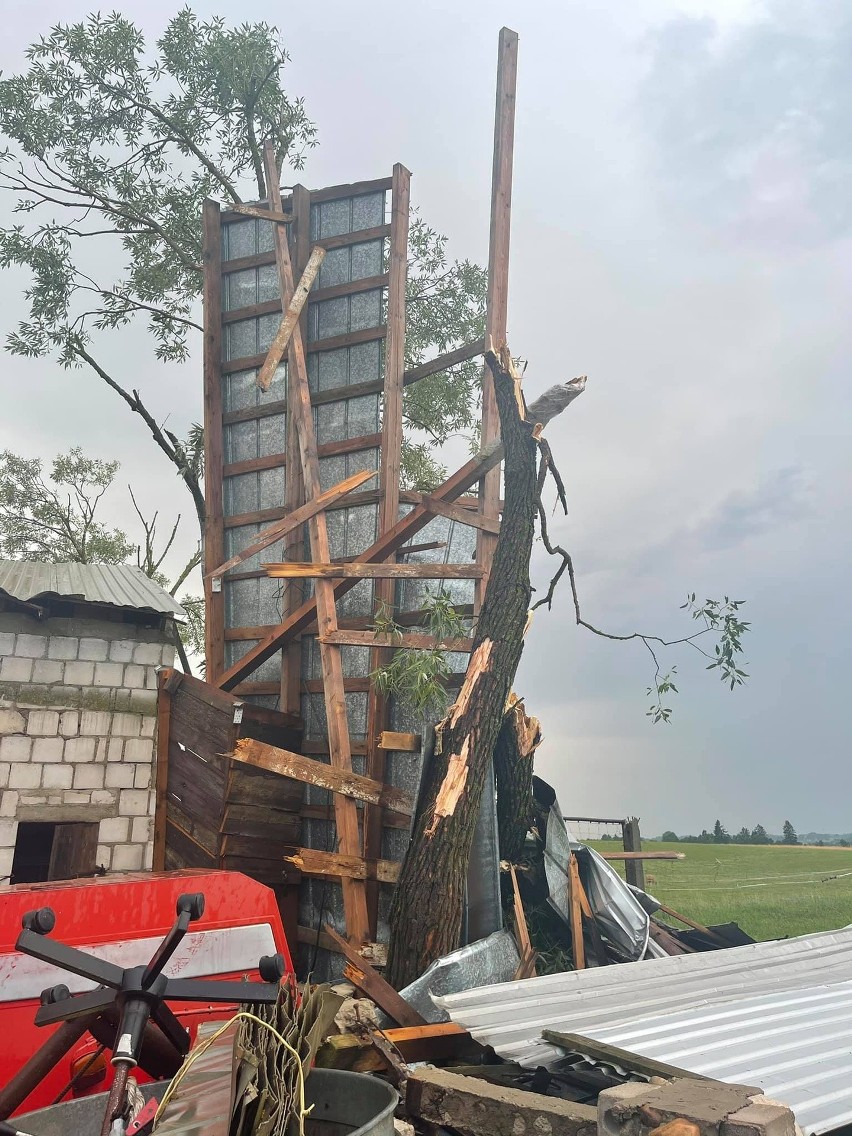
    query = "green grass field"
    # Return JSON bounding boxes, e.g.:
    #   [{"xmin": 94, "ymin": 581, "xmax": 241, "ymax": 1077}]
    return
[{"xmin": 587, "ymin": 840, "xmax": 852, "ymax": 941}]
